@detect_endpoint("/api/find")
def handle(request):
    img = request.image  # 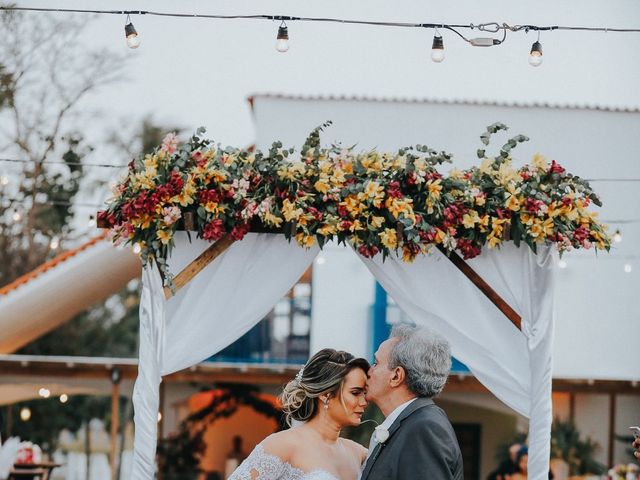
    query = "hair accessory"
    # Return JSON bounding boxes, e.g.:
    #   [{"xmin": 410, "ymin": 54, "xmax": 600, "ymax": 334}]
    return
[{"xmin": 294, "ymin": 365, "xmax": 304, "ymax": 385}]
